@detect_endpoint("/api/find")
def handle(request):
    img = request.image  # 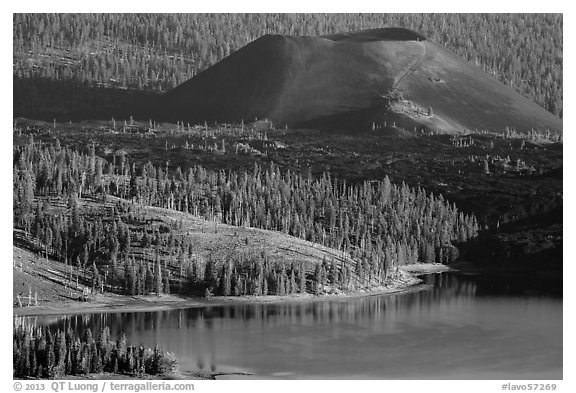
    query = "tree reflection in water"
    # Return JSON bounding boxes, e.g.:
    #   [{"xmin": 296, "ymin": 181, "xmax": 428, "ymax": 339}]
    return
[{"xmin": 29, "ymin": 272, "xmax": 561, "ymax": 379}]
